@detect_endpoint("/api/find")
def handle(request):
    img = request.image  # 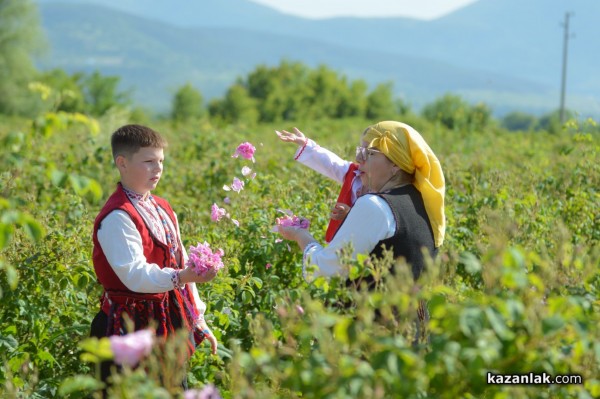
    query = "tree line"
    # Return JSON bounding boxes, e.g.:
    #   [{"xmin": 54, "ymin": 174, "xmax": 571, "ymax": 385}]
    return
[{"xmin": 0, "ymin": 0, "xmax": 585, "ymax": 134}]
